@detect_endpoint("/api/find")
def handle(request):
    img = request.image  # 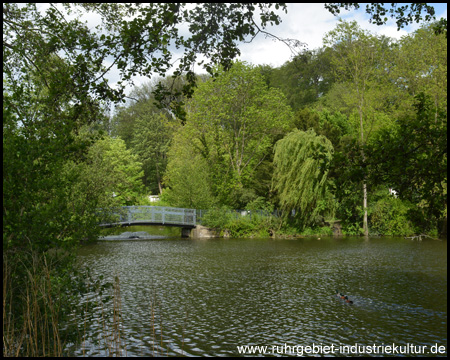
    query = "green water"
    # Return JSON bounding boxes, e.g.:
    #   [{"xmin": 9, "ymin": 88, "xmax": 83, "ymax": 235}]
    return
[
  {"xmin": 70, "ymin": 236, "xmax": 447, "ymax": 357},
  {"xmin": 99, "ymin": 224, "xmax": 182, "ymax": 237}
]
